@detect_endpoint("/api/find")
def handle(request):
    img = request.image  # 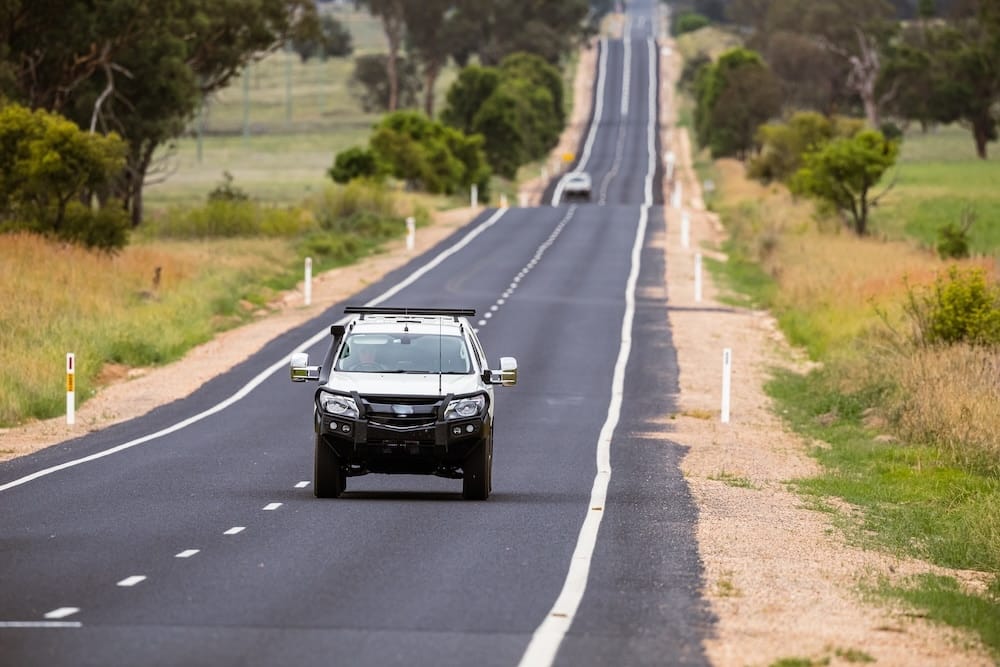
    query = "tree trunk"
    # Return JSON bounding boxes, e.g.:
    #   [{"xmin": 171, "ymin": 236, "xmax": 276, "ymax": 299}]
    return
[
  {"xmin": 973, "ymin": 122, "xmax": 990, "ymax": 159},
  {"xmin": 378, "ymin": 4, "xmax": 404, "ymax": 112},
  {"xmin": 423, "ymin": 61, "xmax": 441, "ymax": 117}
]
